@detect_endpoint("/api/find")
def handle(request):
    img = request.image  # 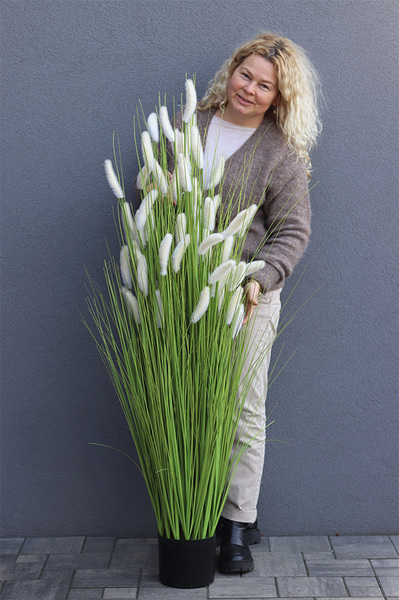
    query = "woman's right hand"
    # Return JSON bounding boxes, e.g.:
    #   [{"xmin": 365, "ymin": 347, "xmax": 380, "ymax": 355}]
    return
[{"xmin": 242, "ymin": 280, "xmax": 262, "ymax": 325}]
